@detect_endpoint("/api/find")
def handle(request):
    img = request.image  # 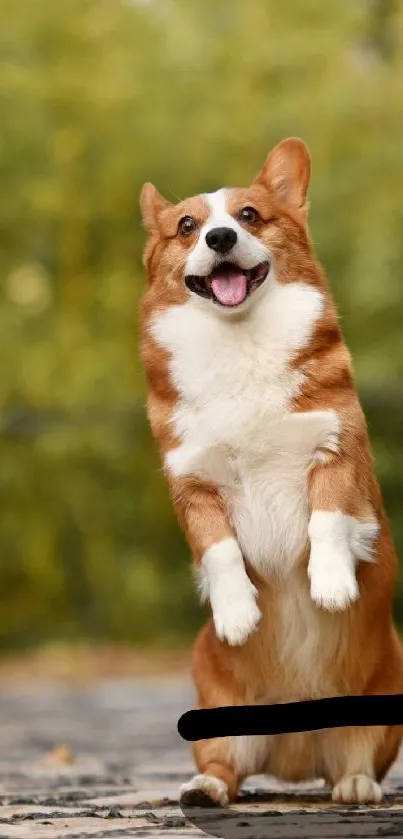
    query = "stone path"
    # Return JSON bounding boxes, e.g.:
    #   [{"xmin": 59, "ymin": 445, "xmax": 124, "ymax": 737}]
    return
[{"xmin": 0, "ymin": 677, "xmax": 402, "ymax": 837}]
